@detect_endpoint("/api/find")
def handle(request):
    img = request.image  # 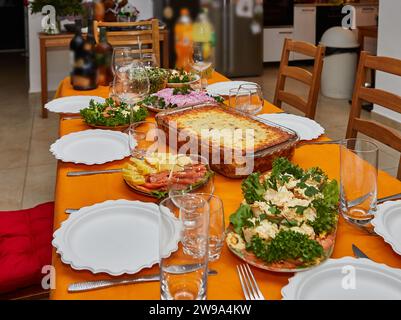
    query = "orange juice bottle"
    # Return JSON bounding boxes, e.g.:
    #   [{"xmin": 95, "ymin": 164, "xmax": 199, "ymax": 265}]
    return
[{"xmin": 174, "ymin": 8, "xmax": 193, "ymax": 71}]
